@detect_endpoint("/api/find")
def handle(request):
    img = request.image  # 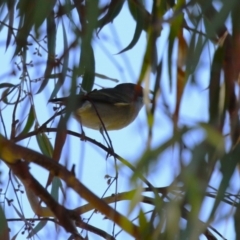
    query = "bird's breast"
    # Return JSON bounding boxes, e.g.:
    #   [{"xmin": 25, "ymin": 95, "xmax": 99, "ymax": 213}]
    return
[{"xmin": 73, "ymin": 101, "xmax": 143, "ymax": 130}]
